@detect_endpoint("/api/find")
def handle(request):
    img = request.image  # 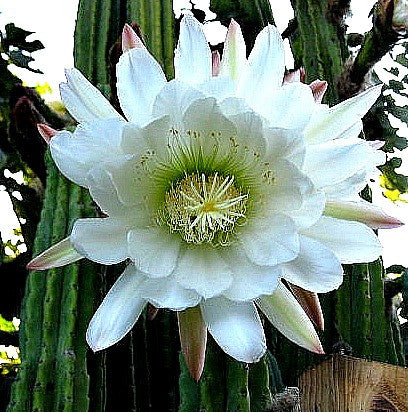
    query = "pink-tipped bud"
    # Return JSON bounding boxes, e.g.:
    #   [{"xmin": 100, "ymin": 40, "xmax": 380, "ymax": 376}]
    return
[
  {"xmin": 37, "ymin": 123, "xmax": 57, "ymax": 144},
  {"xmin": 309, "ymin": 80, "xmax": 328, "ymax": 103},
  {"xmin": 212, "ymin": 50, "xmax": 221, "ymax": 77},
  {"xmin": 122, "ymin": 23, "xmax": 144, "ymax": 52}
]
